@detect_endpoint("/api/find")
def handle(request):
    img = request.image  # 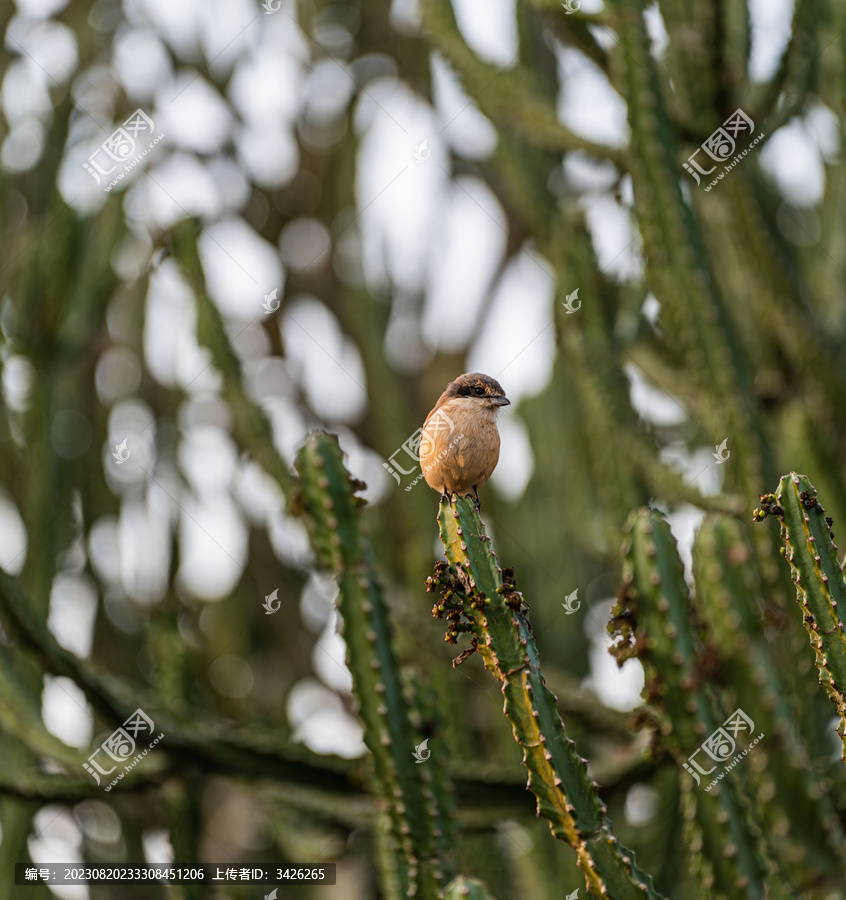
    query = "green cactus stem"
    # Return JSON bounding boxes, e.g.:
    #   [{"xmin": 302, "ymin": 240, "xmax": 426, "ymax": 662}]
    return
[
  {"xmin": 611, "ymin": 508, "xmax": 790, "ymax": 899},
  {"xmin": 603, "ymin": 0, "xmax": 774, "ymax": 500},
  {"xmin": 402, "ymin": 668, "xmax": 460, "ymax": 873},
  {"xmin": 753, "ymin": 472, "xmax": 846, "ymax": 760},
  {"xmin": 428, "ymin": 495, "xmax": 666, "ymax": 900},
  {"xmin": 295, "ymin": 432, "xmax": 457, "ymax": 899},
  {"xmin": 0, "ymin": 568, "xmax": 366, "ymax": 797},
  {"xmin": 694, "ymin": 513, "xmax": 846, "ymax": 879}
]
